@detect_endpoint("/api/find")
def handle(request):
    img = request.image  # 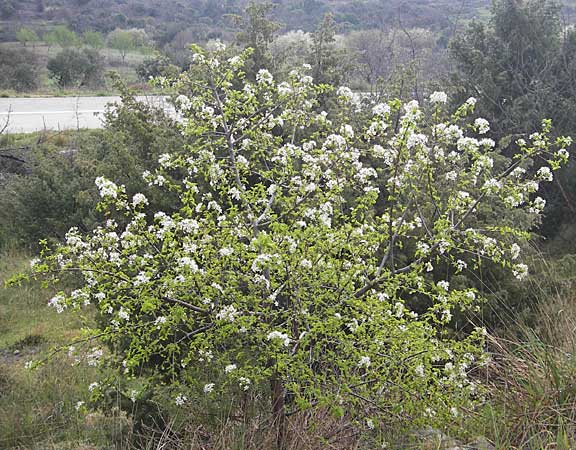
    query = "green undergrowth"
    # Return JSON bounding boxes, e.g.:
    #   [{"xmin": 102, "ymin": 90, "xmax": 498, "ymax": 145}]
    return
[
  {"xmin": 0, "ymin": 250, "xmax": 129, "ymax": 450},
  {"xmin": 0, "ymin": 250, "xmax": 78, "ymax": 348}
]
